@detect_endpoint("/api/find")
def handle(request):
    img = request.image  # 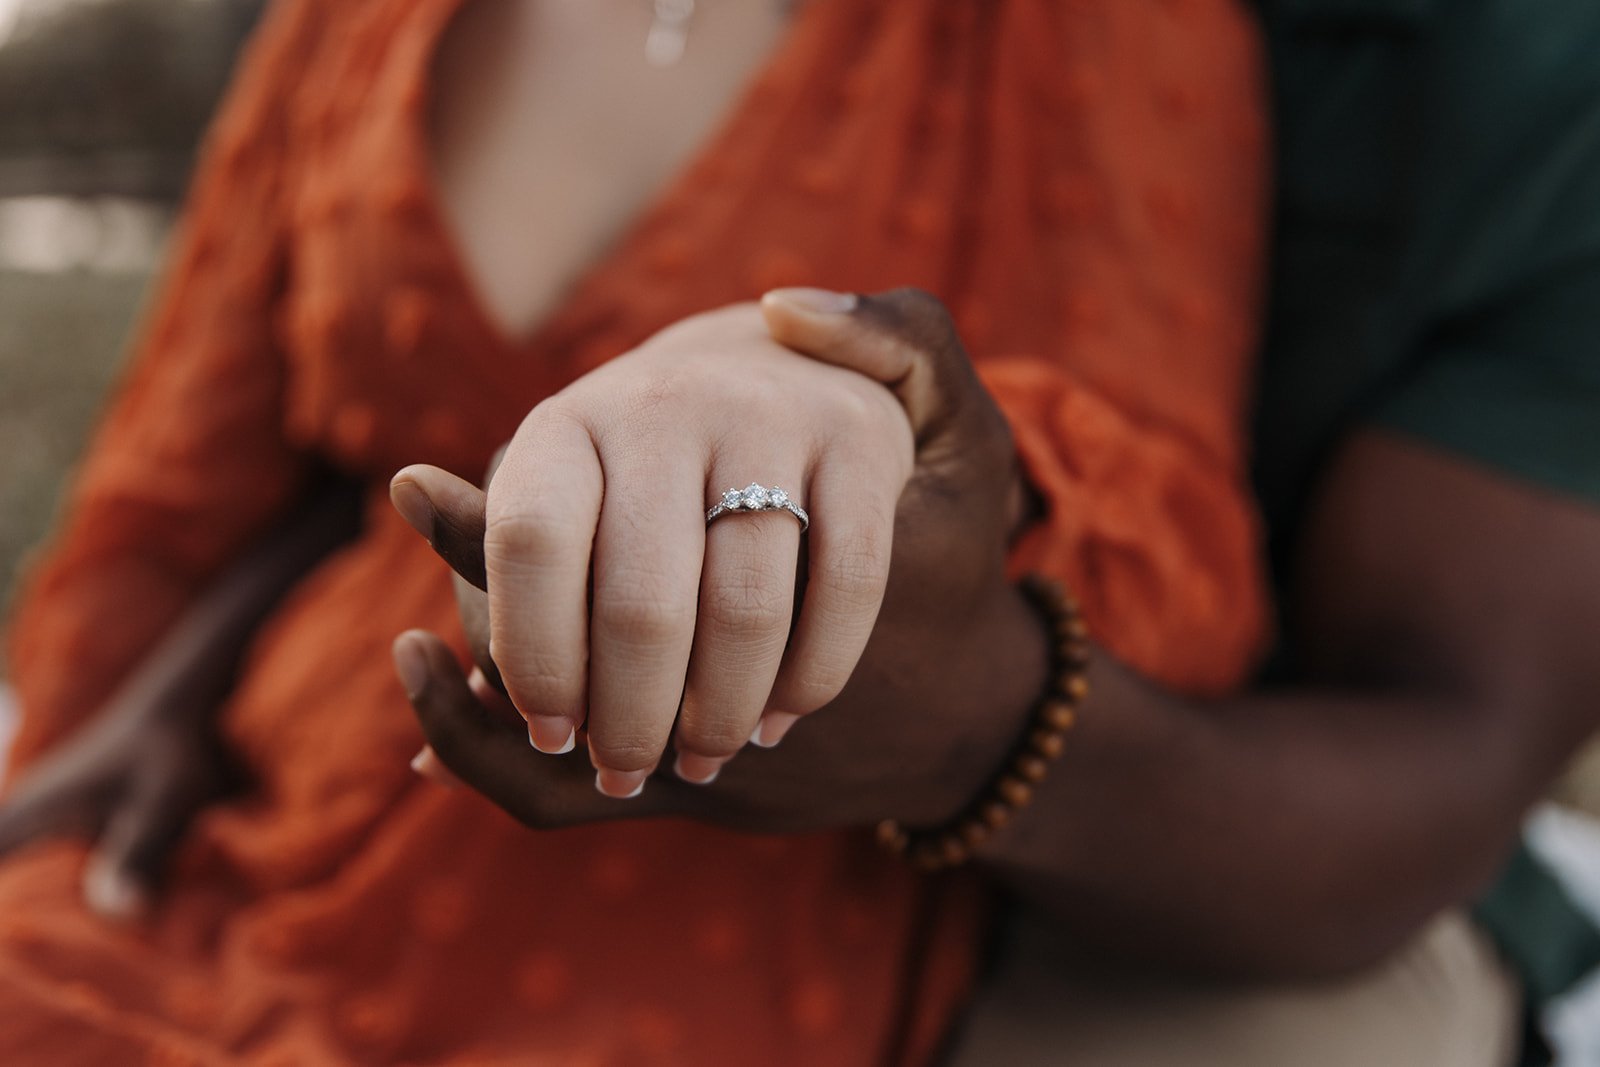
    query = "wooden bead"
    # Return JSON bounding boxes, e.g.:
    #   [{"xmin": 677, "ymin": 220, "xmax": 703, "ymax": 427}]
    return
[
  {"xmin": 1028, "ymin": 728, "xmax": 1066, "ymax": 759},
  {"xmin": 980, "ymin": 801, "xmax": 1013, "ymax": 830},
  {"xmin": 996, "ymin": 775, "xmax": 1034, "ymax": 808},
  {"xmin": 876, "ymin": 572, "xmax": 1087, "ymax": 871},
  {"xmin": 1015, "ymin": 754, "xmax": 1049, "ymax": 782},
  {"xmin": 1041, "ymin": 700, "xmax": 1077, "ymax": 731}
]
